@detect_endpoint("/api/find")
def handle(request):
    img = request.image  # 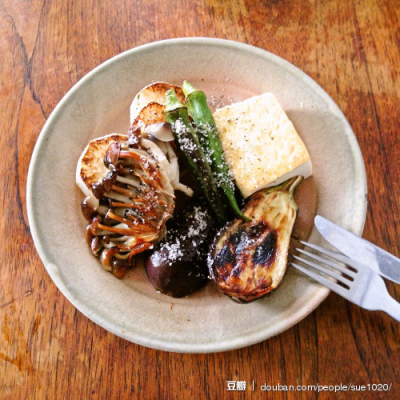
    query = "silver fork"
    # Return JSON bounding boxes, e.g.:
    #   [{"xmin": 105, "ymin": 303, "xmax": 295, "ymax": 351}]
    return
[{"xmin": 291, "ymin": 241, "xmax": 400, "ymax": 322}]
